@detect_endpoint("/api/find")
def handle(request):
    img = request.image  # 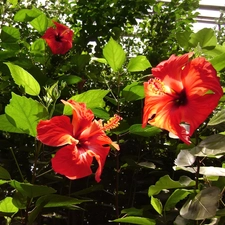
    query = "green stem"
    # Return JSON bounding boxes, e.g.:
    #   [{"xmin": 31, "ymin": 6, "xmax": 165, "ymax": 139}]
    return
[
  {"xmin": 10, "ymin": 147, "xmax": 24, "ymax": 182},
  {"xmin": 31, "ymin": 140, "xmax": 43, "ymax": 184}
]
